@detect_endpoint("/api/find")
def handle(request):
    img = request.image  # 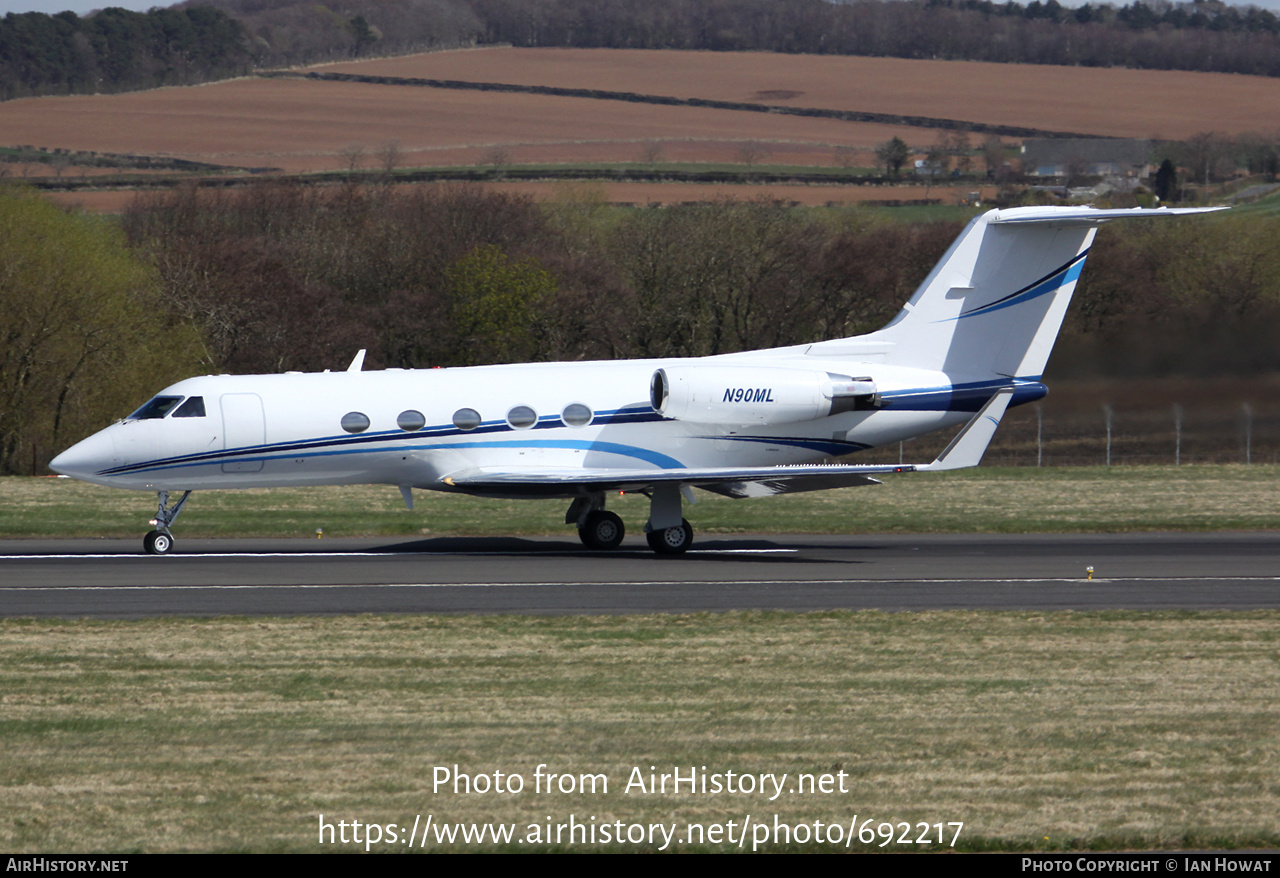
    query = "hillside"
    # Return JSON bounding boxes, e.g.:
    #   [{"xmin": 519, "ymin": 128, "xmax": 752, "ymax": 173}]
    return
[{"xmin": 0, "ymin": 47, "xmax": 1274, "ymax": 212}]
